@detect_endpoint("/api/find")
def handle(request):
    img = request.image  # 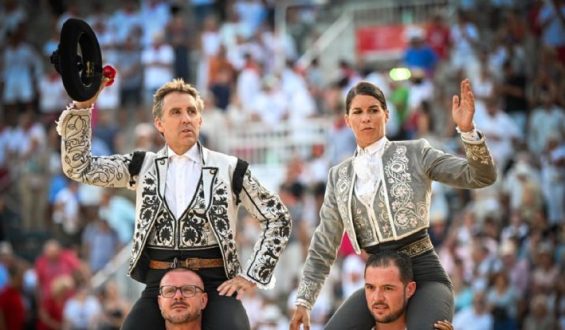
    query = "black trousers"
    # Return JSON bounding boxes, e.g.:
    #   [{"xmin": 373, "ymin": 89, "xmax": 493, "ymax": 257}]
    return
[{"xmin": 121, "ymin": 284, "xmax": 250, "ymax": 330}]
